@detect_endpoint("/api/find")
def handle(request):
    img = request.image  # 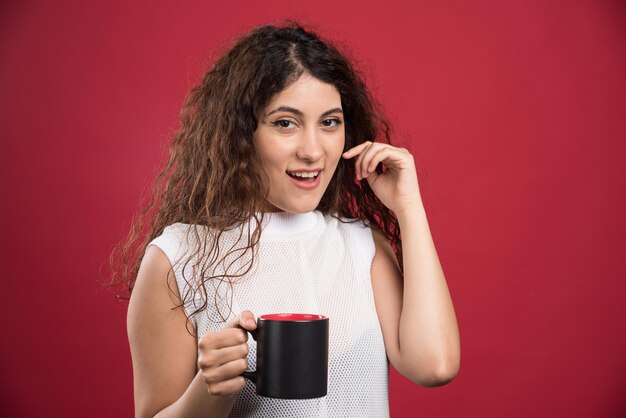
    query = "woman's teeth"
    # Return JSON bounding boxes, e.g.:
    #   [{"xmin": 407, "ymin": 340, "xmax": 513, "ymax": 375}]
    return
[{"xmin": 287, "ymin": 171, "xmax": 320, "ymax": 179}]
